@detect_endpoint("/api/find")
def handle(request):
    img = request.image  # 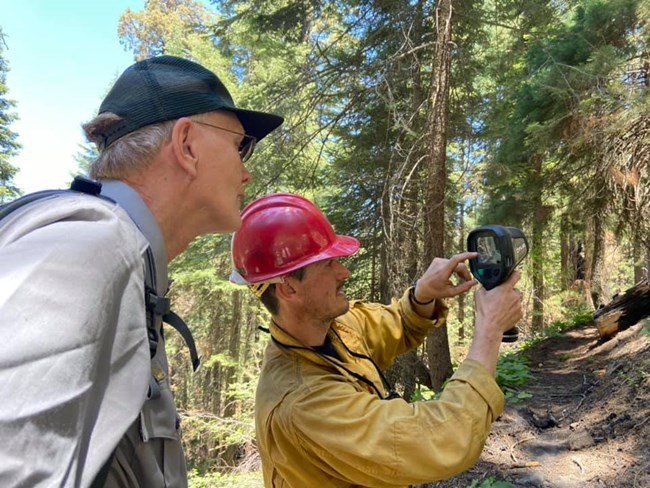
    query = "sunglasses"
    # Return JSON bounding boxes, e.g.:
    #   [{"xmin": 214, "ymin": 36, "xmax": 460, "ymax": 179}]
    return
[{"xmin": 193, "ymin": 121, "xmax": 257, "ymax": 163}]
